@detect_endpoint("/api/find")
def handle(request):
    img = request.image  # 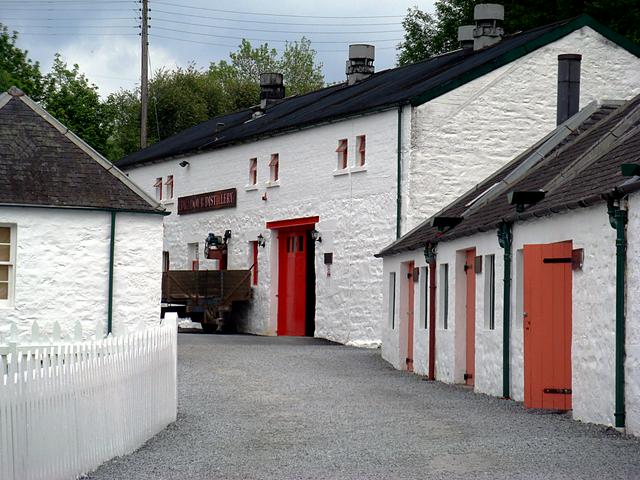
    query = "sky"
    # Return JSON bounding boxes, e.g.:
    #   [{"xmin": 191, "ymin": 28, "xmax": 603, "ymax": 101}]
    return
[{"xmin": 3, "ymin": 0, "xmax": 436, "ymax": 97}]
